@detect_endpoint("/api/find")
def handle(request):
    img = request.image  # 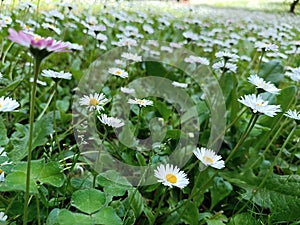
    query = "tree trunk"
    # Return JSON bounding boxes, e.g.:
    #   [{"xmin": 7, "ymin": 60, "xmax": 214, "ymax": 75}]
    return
[{"xmin": 290, "ymin": 0, "xmax": 299, "ymax": 13}]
